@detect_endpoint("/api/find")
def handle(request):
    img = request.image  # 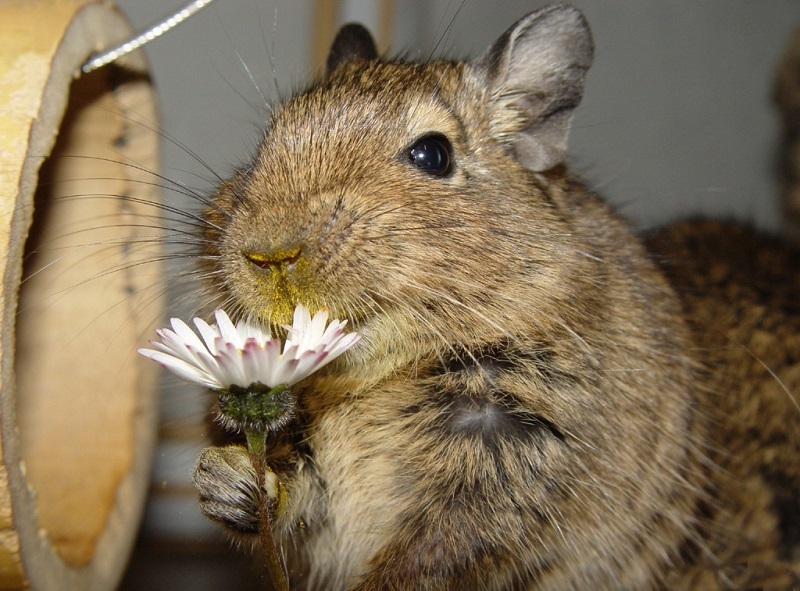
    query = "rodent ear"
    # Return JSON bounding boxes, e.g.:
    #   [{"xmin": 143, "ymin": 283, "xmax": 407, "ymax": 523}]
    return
[
  {"xmin": 475, "ymin": 4, "xmax": 593, "ymax": 172},
  {"xmin": 327, "ymin": 23, "xmax": 378, "ymax": 74}
]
